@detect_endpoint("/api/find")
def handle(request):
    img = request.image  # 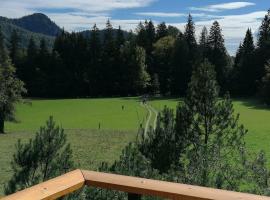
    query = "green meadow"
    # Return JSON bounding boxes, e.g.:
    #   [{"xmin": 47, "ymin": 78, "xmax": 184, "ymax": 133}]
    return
[{"xmin": 0, "ymin": 97, "xmax": 270, "ymax": 194}]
